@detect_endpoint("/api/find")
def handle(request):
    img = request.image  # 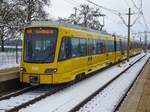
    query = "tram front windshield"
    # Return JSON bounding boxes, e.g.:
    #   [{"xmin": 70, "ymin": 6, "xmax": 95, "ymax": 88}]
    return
[{"xmin": 24, "ymin": 27, "xmax": 58, "ymax": 63}]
